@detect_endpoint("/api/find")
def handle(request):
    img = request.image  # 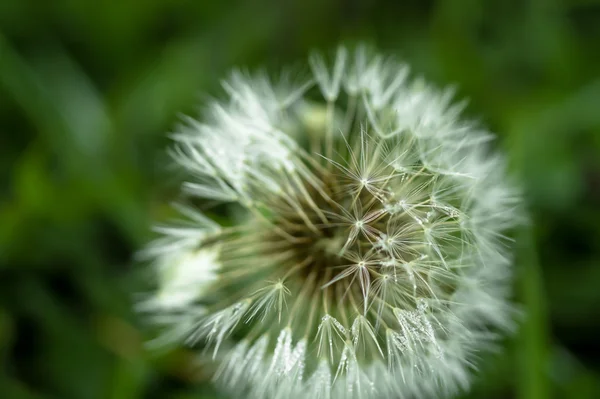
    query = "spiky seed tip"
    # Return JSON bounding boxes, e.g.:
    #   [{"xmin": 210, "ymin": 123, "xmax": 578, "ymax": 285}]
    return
[{"xmin": 140, "ymin": 45, "xmax": 523, "ymax": 398}]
